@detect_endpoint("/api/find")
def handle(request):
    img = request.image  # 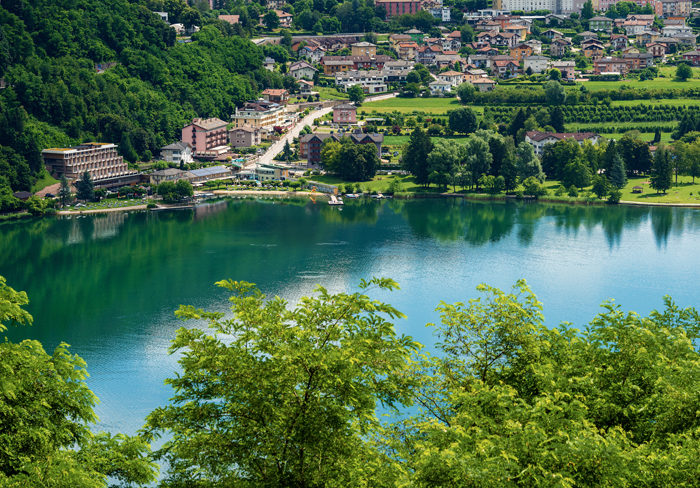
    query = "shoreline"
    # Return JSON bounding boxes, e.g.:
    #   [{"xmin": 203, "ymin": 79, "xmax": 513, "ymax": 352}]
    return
[{"xmin": 43, "ymin": 190, "xmax": 700, "ymax": 216}]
